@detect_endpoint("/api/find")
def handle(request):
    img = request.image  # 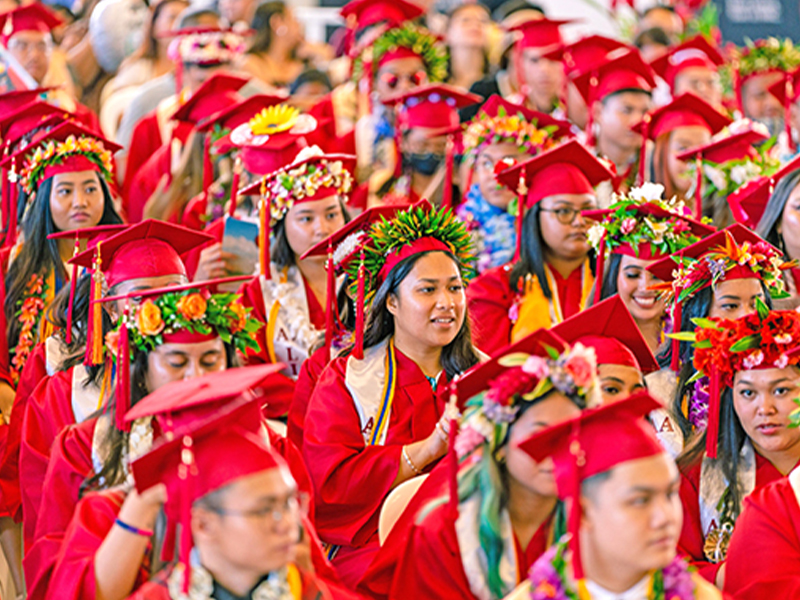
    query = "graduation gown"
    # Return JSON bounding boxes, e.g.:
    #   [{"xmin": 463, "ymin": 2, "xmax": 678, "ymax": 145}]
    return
[
  {"xmin": 724, "ymin": 472, "xmax": 800, "ymax": 599},
  {"xmin": 302, "ymin": 344, "xmax": 447, "ymax": 587},
  {"xmin": 466, "ymin": 262, "xmax": 589, "ymax": 355},
  {"xmin": 678, "ymin": 451, "xmax": 789, "ymax": 583},
  {"xmin": 288, "ymin": 344, "xmax": 331, "ymax": 453}
]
